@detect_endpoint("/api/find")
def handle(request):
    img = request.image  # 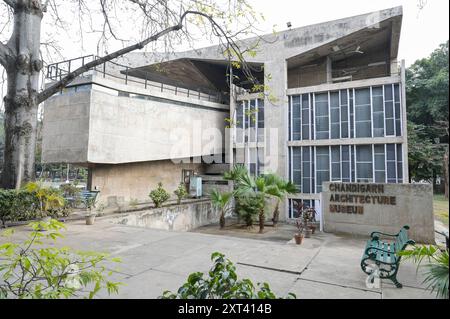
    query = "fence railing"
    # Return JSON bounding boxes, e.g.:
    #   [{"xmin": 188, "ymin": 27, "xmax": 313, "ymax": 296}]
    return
[{"xmin": 46, "ymin": 55, "xmax": 224, "ymax": 104}]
